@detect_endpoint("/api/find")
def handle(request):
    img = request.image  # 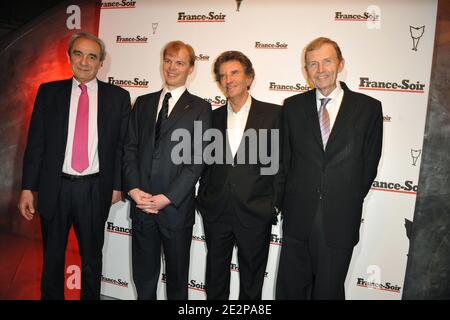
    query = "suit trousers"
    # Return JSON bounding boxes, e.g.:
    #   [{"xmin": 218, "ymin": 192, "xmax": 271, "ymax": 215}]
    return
[
  {"xmin": 131, "ymin": 214, "xmax": 192, "ymax": 300},
  {"xmin": 276, "ymin": 202, "xmax": 354, "ymax": 300},
  {"xmin": 203, "ymin": 201, "xmax": 272, "ymax": 300},
  {"xmin": 40, "ymin": 175, "xmax": 104, "ymax": 300}
]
